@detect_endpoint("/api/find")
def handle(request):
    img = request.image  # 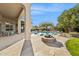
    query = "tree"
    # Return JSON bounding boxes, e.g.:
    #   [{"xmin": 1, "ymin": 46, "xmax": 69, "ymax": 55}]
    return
[
  {"xmin": 58, "ymin": 10, "xmax": 71, "ymax": 32},
  {"xmin": 57, "ymin": 4, "xmax": 79, "ymax": 33},
  {"xmin": 31, "ymin": 26, "xmax": 38, "ymax": 31},
  {"xmin": 39, "ymin": 22, "xmax": 54, "ymax": 31}
]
